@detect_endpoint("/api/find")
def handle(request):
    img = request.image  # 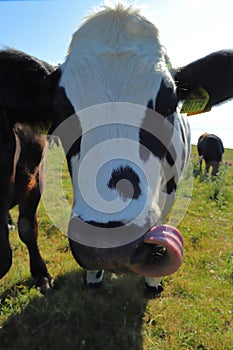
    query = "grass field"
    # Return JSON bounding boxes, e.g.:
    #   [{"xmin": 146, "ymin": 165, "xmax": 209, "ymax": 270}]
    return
[{"xmin": 0, "ymin": 145, "xmax": 232, "ymax": 350}]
